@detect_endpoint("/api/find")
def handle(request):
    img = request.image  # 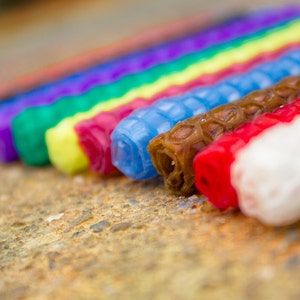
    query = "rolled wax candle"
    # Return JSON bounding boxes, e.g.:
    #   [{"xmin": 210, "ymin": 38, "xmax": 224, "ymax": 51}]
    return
[
  {"xmin": 193, "ymin": 98, "xmax": 300, "ymax": 226},
  {"xmin": 112, "ymin": 50, "xmax": 300, "ymax": 181},
  {"xmin": 44, "ymin": 21, "xmax": 300, "ymax": 172},
  {"xmin": 1, "ymin": 6, "xmax": 292, "ymax": 163},
  {"xmin": 74, "ymin": 45, "xmax": 298, "ymax": 176},
  {"xmin": 148, "ymin": 75, "xmax": 300, "ymax": 196}
]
